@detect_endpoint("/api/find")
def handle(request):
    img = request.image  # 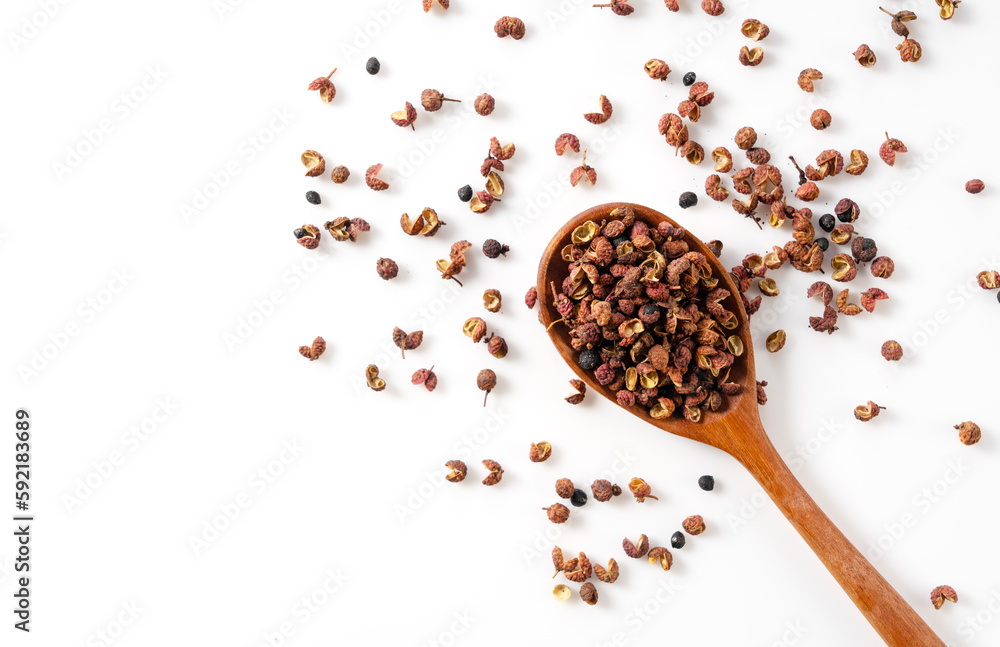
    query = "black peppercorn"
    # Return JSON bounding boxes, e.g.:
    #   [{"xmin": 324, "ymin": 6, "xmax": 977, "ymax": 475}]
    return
[
  {"xmin": 305, "ymin": 191, "xmax": 321, "ymax": 205},
  {"xmin": 571, "ymin": 488, "xmax": 588, "ymax": 507},
  {"xmin": 578, "ymin": 349, "xmax": 600, "ymax": 370},
  {"xmin": 683, "ymin": 71, "xmax": 696, "ymax": 86},
  {"xmin": 996, "ymin": 291, "xmax": 1000, "ymax": 305},
  {"xmin": 482, "ymin": 238, "xmax": 510, "ymax": 259},
  {"xmin": 293, "ymin": 228, "xmax": 308, "ymax": 239},
  {"xmin": 366, "ymin": 57, "xmax": 380, "ymax": 75},
  {"xmin": 818, "ymin": 214, "xmax": 835, "ymax": 232},
  {"xmin": 671, "ymin": 531, "xmax": 686, "ymax": 549},
  {"xmin": 458, "ymin": 184, "xmax": 473, "ymax": 202},
  {"xmin": 815, "ymin": 237, "xmax": 829, "ymax": 251},
  {"xmin": 679, "ymin": 191, "xmax": 698, "ymax": 209},
  {"xmin": 698, "ymin": 475, "xmax": 715, "ymax": 491},
  {"xmin": 611, "ymin": 235, "xmax": 629, "ymax": 249}
]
